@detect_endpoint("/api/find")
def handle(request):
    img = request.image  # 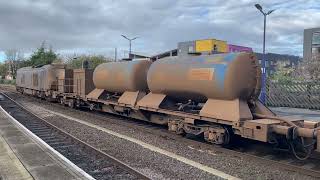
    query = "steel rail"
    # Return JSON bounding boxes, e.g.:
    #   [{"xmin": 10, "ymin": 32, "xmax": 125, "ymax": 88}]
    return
[
  {"xmin": 1, "ymin": 92, "xmax": 150, "ymax": 180},
  {"xmin": 3, "ymin": 89, "xmax": 320, "ymax": 178},
  {"xmin": 221, "ymin": 147, "xmax": 320, "ymax": 178}
]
